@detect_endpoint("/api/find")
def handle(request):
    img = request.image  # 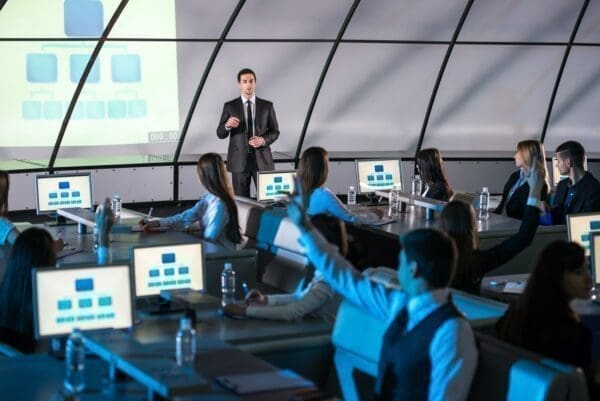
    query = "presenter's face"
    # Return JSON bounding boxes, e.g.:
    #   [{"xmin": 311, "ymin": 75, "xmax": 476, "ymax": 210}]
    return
[{"xmin": 238, "ymin": 73, "xmax": 256, "ymax": 98}]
